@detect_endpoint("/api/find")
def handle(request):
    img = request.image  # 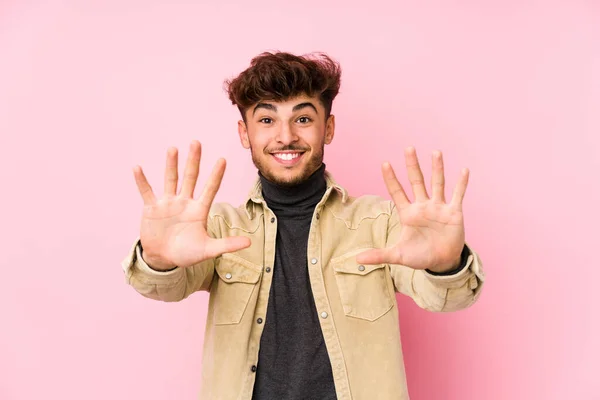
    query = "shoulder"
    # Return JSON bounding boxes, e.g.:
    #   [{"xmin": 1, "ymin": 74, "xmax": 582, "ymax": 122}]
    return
[{"xmin": 208, "ymin": 201, "xmax": 261, "ymax": 234}]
